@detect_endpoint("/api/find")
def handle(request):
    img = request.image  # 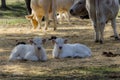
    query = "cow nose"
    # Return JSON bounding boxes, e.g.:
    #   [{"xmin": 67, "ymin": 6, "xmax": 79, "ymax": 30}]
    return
[
  {"xmin": 37, "ymin": 47, "xmax": 41, "ymax": 50},
  {"xmin": 70, "ymin": 9, "xmax": 74, "ymax": 14},
  {"xmin": 59, "ymin": 47, "xmax": 62, "ymax": 50}
]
